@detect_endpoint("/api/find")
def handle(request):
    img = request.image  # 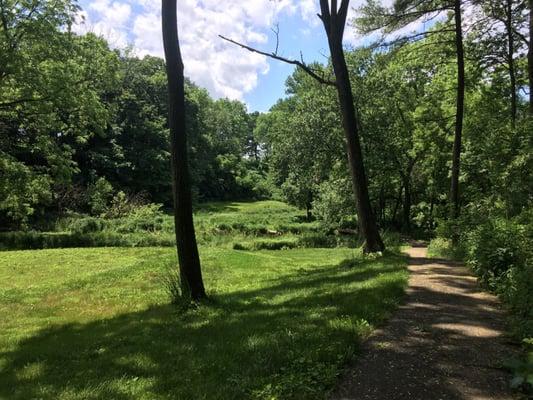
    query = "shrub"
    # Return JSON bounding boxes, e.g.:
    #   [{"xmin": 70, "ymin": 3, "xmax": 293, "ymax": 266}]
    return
[
  {"xmin": 297, "ymin": 233, "xmax": 338, "ymax": 248},
  {"xmin": 88, "ymin": 178, "xmax": 114, "ymax": 216},
  {"xmin": 253, "ymin": 240, "xmax": 297, "ymax": 250},
  {"xmin": 431, "ymin": 207, "xmax": 532, "ymax": 340},
  {"xmin": 113, "ymin": 203, "xmax": 167, "ymax": 233},
  {"xmin": 68, "ymin": 217, "xmax": 107, "ymax": 234},
  {"xmin": 381, "ymin": 230, "xmax": 403, "ymax": 249},
  {"xmin": 466, "ymin": 218, "xmax": 528, "ymax": 289},
  {"xmin": 312, "ymin": 170, "xmax": 357, "ymax": 230},
  {"xmin": 0, "ymin": 231, "xmax": 175, "ymax": 250}
]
